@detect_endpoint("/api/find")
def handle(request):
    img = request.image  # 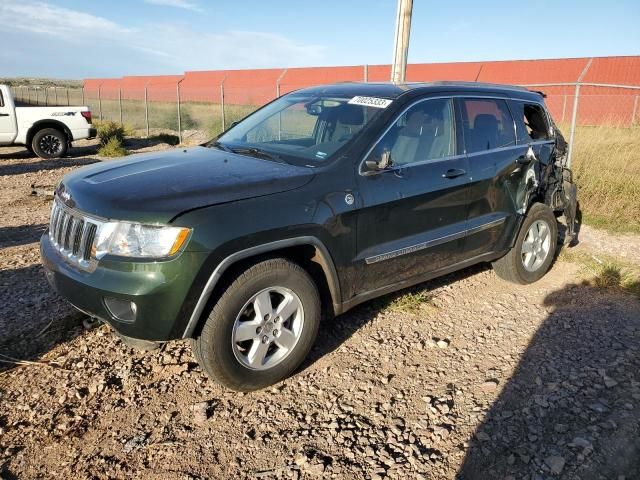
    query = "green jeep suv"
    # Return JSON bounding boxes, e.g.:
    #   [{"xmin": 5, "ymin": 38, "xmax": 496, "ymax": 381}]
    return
[{"xmin": 40, "ymin": 82, "xmax": 577, "ymax": 391}]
